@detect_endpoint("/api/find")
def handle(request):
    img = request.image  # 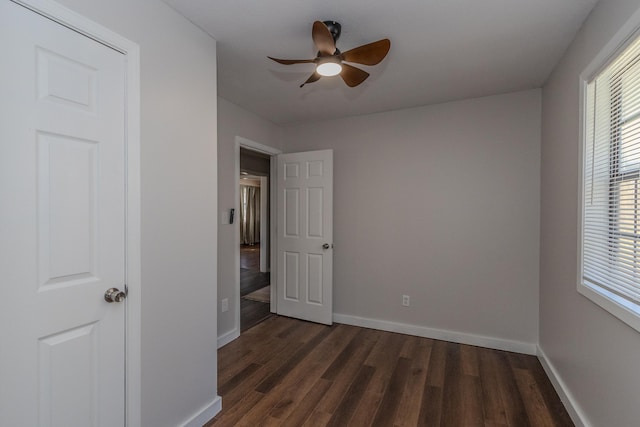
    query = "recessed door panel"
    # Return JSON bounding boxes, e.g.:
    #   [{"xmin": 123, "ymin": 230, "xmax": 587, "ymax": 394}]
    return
[
  {"xmin": 307, "ymin": 254, "xmax": 323, "ymax": 304},
  {"xmin": 284, "ymin": 188, "xmax": 300, "ymax": 237},
  {"xmin": 307, "ymin": 187, "xmax": 323, "ymax": 238},
  {"xmin": 39, "ymin": 323, "xmax": 98, "ymax": 427},
  {"xmin": 284, "ymin": 162, "xmax": 299, "ymax": 179},
  {"xmin": 307, "ymin": 160, "xmax": 323, "ymax": 178},
  {"xmin": 284, "ymin": 252, "xmax": 300, "ymax": 300},
  {"xmin": 37, "ymin": 48, "xmax": 97, "ymax": 114},
  {"xmin": 38, "ymin": 133, "xmax": 98, "ymax": 289}
]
